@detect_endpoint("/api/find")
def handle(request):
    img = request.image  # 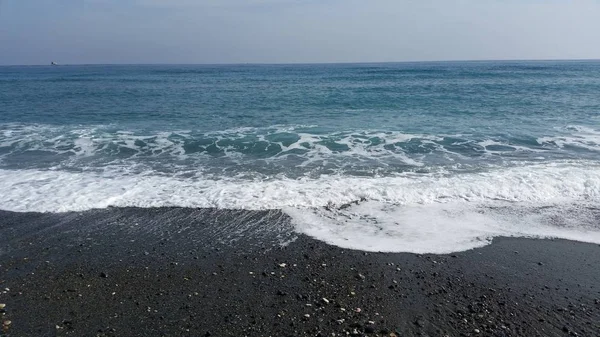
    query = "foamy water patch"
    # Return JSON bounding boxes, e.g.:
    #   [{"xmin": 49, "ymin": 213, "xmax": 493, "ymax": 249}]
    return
[{"xmin": 288, "ymin": 201, "xmax": 600, "ymax": 254}]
